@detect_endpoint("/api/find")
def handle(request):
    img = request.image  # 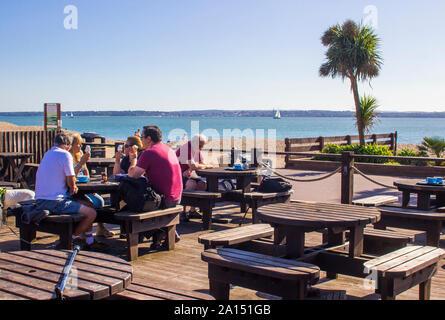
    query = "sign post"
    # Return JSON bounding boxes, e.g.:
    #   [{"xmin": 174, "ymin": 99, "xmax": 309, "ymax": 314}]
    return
[{"xmin": 44, "ymin": 103, "xmax": 61, "ymax": 131}]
